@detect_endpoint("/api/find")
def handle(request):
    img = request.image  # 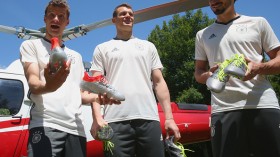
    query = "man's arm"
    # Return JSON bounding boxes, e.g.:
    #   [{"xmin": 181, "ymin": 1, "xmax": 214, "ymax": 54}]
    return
[
  {"xmin": 23, "ymin": 62, "xmax": 46, "ymax": 94},
  {"xmin": 23, "ymin": 60, "xmax": 70, "ymax": 95},
  {"xmin": 261, "ymin": 47, "xmax": 280, "ymax": 74},
  {"xmin": 152, "ymin": 69, "xmax": 181, "ymax": 141},
  {"xmin": 81, "ymin": 90, "xmax": 99, "ymax": 104},
  {"xmin": 194, "ymin": 60, "xmax": 213, "ymax": 84},
  {"xmin": 89, "ymin": 70, "xmax": 107, "ymax": 140},
  {"xmin": 244, "ymin": 47, "xmax": 280, "ymax": 81}
]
